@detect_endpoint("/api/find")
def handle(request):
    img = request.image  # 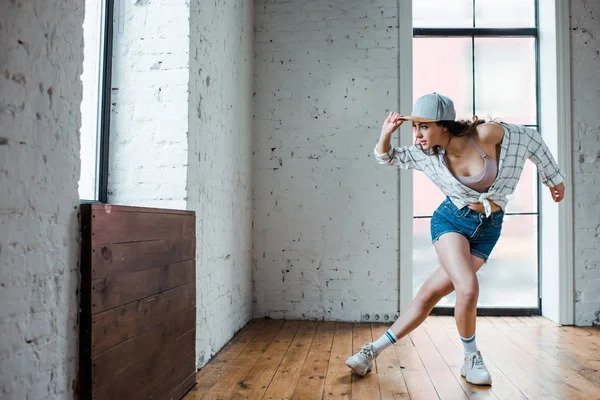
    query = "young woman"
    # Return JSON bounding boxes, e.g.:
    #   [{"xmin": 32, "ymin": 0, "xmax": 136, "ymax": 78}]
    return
[{"xmin": 346, "ymin": 93, "xmax": 565, "ymax": 385}]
